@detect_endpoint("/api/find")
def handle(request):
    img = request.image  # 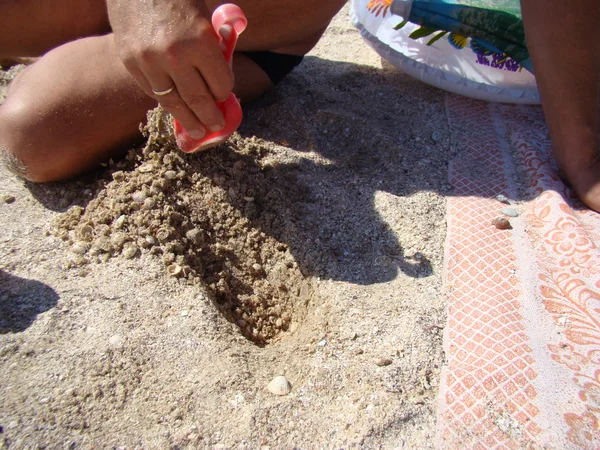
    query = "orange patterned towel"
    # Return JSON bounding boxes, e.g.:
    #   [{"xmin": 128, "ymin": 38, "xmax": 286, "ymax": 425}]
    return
[{"xmin": 440, "ymin": 95, "xmax": 600, "ymax": 449}]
